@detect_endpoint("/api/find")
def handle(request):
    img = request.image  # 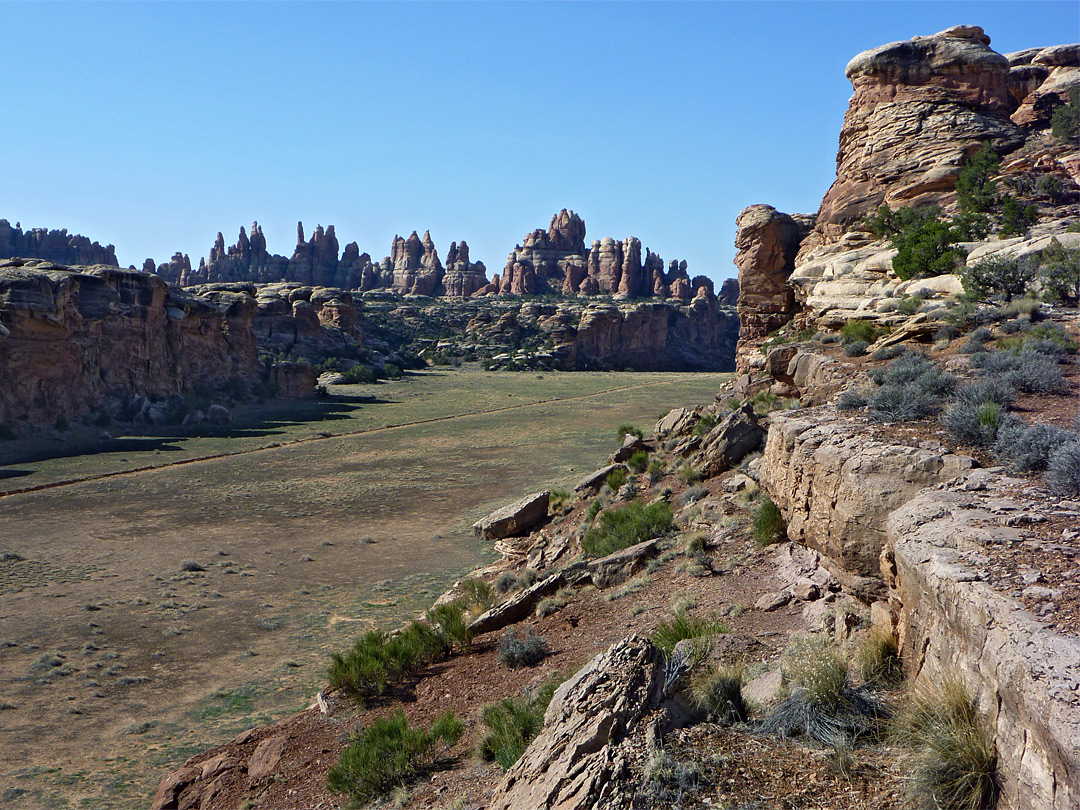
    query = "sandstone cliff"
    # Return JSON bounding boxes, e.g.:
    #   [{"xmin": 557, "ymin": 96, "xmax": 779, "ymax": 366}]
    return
[
  {"xmin": 0, "ymin": 259, "xmax": 261, "ymax": 426},
  {"xmin": 0, "ymin": 219, "xmax": 118, "ymax": 267}
]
